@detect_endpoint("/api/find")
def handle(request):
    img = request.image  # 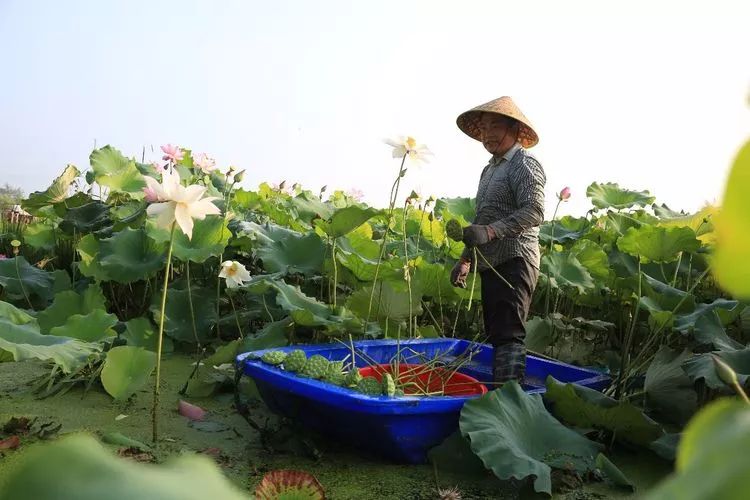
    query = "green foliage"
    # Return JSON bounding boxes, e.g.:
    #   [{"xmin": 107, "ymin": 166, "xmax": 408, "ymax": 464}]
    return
[
  {"xmin": 0, "ymin": 434, "xmax": 249, "ymax": 500},
  {"xmin": 617, "ymin": 225, "xmax": 701, "ymax": 263},
  {"xmin": 544, "ymin": 377, "xmax": 664, "ymax": 446},
  {"xmin": 645, "ymin": 400, "xmax": 750, "ymax": 500},
  {"xmin": 90, "ymin": 146, "xmax": 146, "ymax": 196},
  {"xmin": 459, "ymin": 383, "xmax": 601, "ymax": 496},
  {"xmin": 101, "ymin": 346, "xmax": 157, "ymax": 400},
  {"xmin": 0, "ymin": 301, "xmax": 99, "ymax": 372},
  {"xmin": 22, "ymin": 164, "xmax": 80, "ymax": 215},
  {"xmin": 713, "ymin": 139, "xmax": 750, "ymax": 299},
  {"xmin": 98, "ymin": 227, "xmax": 166, "ymax": 283},
  {"xmin": 586, "ymin": 182, "xmax": 655, "ymax": 210},
  {"xmin": 316, "ymin": 205, "xmax": 381, "ymax": 238},
  {"xmin": 540, "ymin": 251, "xmax": 595, "ymax": 292},
  {"xmin": 37, "ymin": 284, "xmax": 107, "ymax": 333},
  {"xmin": 150, "ymin": 285, "xmax": 215, "ymax": 344},
  {"xmin": 0, "ymin": 256, "xmax": 56, "ymax": 304},
  {"xmin": 147, "ymin": 216, "xmax": 230, "ymax": 263}
]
